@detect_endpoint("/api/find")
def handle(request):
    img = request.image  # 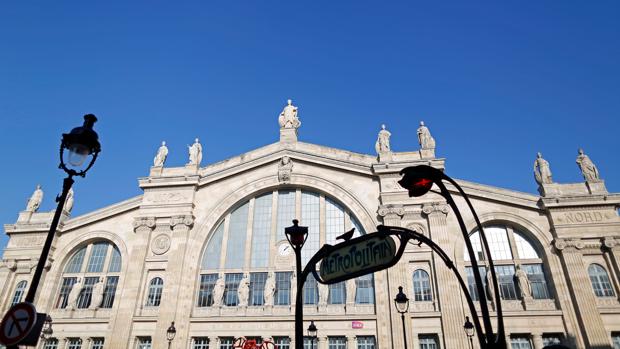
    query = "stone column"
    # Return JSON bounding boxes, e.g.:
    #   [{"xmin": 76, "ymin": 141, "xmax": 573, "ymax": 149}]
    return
[
  {"xmin": 347, "ymin": 335, "xmax": 357, "ymax": 349},
  {"xmin": 107, "ymin": 217, "xmax": 156, "ymax": 348},
  {"xmin": 378, "ymin": 204, "xmax": 408, "ymax": 349},
  {"xmin": 531, "ymin": 333, "xmax": 544, "ymax": 349},
  {"xmin": 554, "ymin": 239, "xmax": 611, "ymax": 348},
  {"xmin": 209, "ymin": 336, "xmax": 220, "ymax": 348},
  {"xmin": 318, "ymin": 336, "xmax": 327, "ymax": 349},
  {"xmin": 153, "ymin": 215, "xmax": 194, "ymax": 349},
  {"xmin": 603, "ymin": 237, "xmax": 620, "ymax": 296},
  {"xmin": 422, "ymin": 203, "xmax": 467, "ymax": 349}
]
